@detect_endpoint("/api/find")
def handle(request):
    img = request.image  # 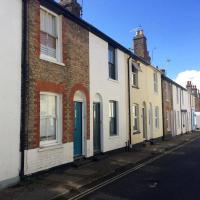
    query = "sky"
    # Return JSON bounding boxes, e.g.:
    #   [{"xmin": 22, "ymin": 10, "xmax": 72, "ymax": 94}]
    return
[{"xmin": 57, "ymin": 0, "xmax": 200, "ymax": 88}]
